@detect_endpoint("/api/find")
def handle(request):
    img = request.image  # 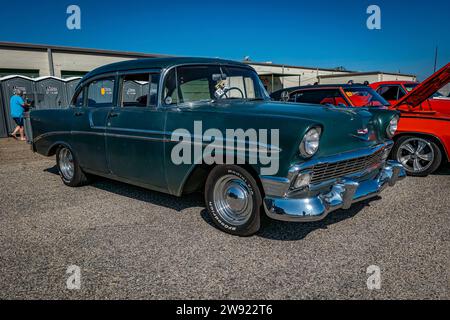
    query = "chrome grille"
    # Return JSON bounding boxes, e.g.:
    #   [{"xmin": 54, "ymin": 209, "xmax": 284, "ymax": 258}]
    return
[{"xmin": 310, "ymin": 149, "xmax": 384, "ymax": 184}]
